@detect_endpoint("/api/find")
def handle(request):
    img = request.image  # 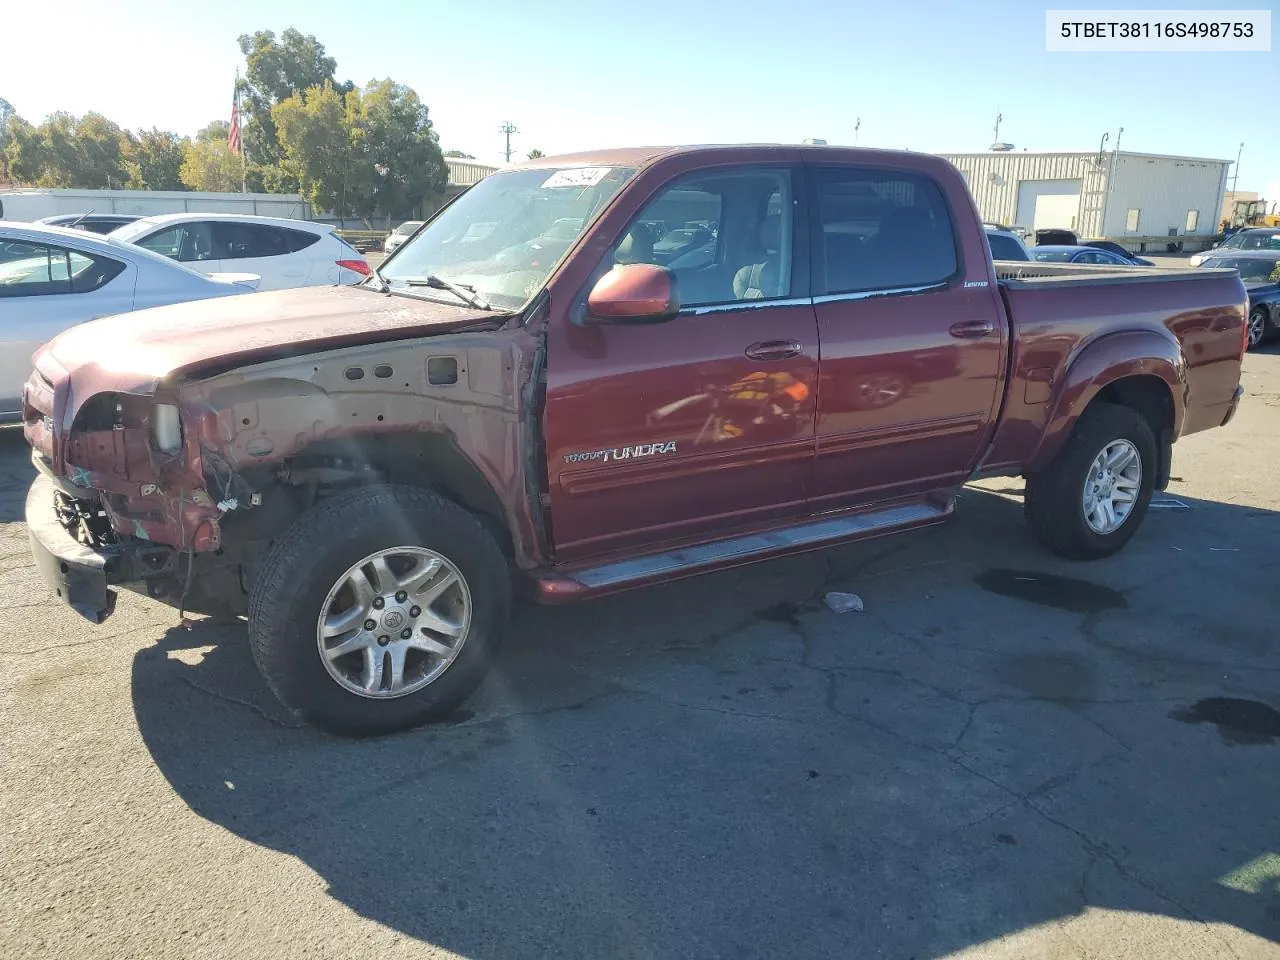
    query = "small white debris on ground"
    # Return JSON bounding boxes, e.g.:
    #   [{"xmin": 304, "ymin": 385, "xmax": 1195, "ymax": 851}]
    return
[{"xmin": 823, "ymin": 592, "xmax": 864, "ymax": 613}]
